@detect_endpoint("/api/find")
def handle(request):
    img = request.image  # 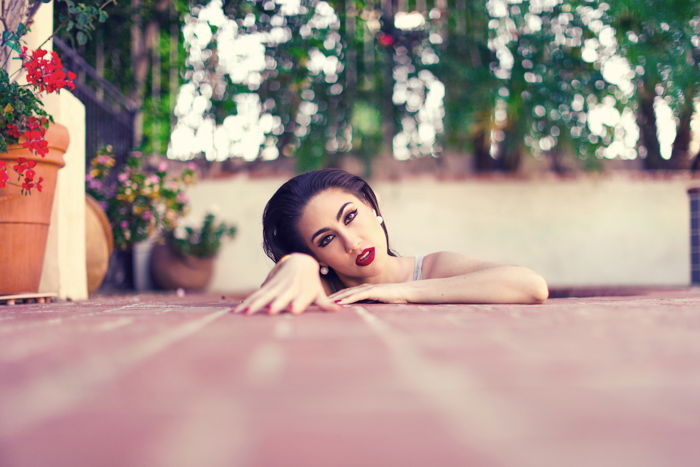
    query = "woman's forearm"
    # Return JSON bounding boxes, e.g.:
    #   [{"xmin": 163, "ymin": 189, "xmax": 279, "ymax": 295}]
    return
[{"xmin": 403, "ymin": 266, "xmax": 549, "ymax": 304}]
